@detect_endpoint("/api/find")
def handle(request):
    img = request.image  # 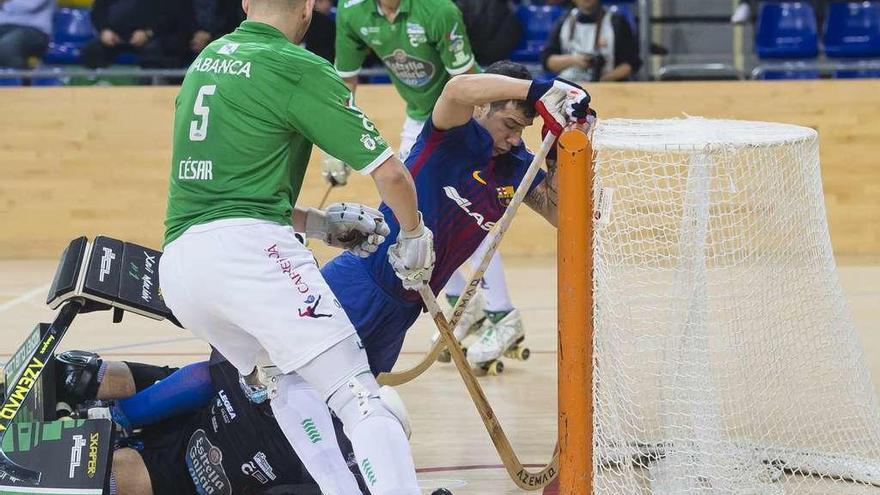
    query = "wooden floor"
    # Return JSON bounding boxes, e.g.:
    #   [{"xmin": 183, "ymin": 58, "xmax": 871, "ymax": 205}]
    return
[{"xmin": 1, "ymin": 256, "xmax": 879, "ymax": 494}]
